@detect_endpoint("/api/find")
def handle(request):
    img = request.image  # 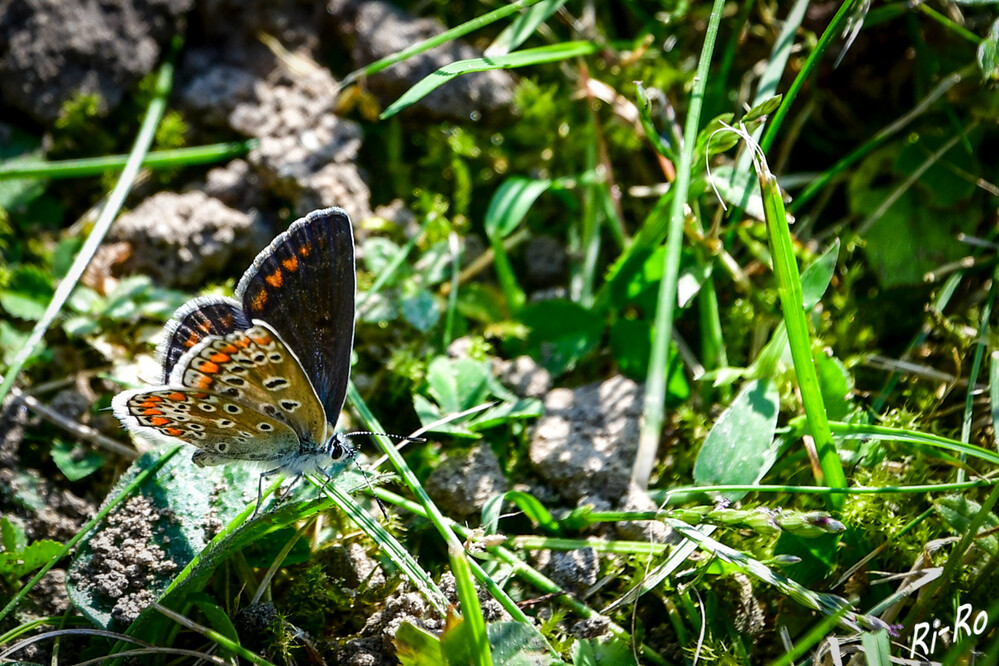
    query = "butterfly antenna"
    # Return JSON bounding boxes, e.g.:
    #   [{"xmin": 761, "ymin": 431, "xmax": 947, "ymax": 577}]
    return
[{"xmin": 344, "ymin": 431, "xmax": 427, "ymax": 443}]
